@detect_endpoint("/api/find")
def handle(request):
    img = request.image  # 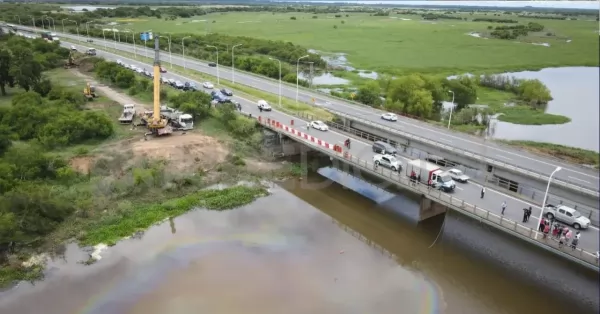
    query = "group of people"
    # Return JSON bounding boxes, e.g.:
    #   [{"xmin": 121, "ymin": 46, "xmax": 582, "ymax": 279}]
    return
[
  {"xmin": 409, "ymin": 171, "xmax": 421, "ymax": 186},
  {"xmin": 522, "ymin": 206, "xmax": 533, "ymax": 222},
  {"xmin": 539, "ymin": 218, "xmax": 581, "ymax": 250}
]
